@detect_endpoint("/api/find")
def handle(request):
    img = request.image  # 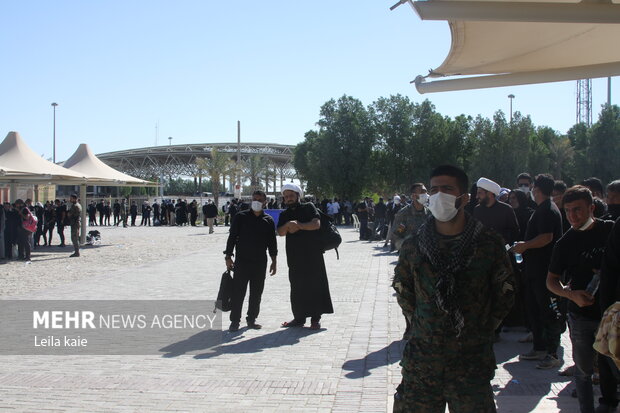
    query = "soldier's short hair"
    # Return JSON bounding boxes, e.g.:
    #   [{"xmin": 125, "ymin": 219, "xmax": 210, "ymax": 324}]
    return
[
  {"xmin": 534, "ymin": 174, "xmax": 555, "ymax": 197},
  {"xmin": 562, "ymin": 185, "xmax": 593, "ymax": 206},
  {"xmin": 606, "ymin": 179, "xmax": 620, "ymax": 194},
  {"xmin": 517, "ymin": 172, "xmax": 532, "ymax": 184},
  {"xmin": 553, "ymin": 180, "xmax": 567, "ymax": 194},
  {"xmin": 430, "ymin": 165, "xmax": 468, "ymax": 195},
  {"xmin": 252, "ymin": 190, "xmax": 266, "ymax": 199},
  {"xmin": 582, "ymin": 177, "xmax": 604, "ymax": 196},
  {"xmin": 410, "ymin": 183, "xmax": 425, "ymax": 194}
]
